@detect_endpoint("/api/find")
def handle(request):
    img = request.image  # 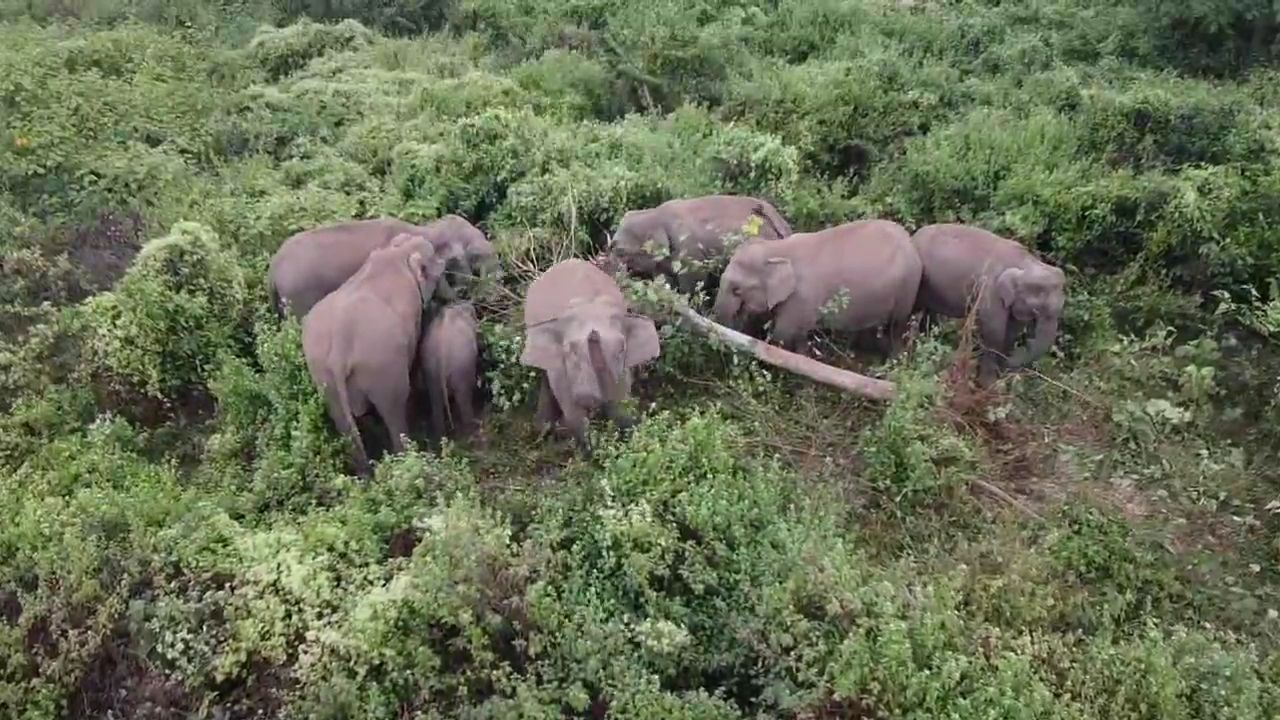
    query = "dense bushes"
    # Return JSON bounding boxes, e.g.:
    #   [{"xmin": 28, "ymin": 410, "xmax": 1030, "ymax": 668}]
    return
[
  {"xmin": 80, "ymin": 222, "xmax": 248, "ymax": 398},
  {"xmin": 1, "ymin": 1, "xmax": 1280, "ymax": 718}
]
